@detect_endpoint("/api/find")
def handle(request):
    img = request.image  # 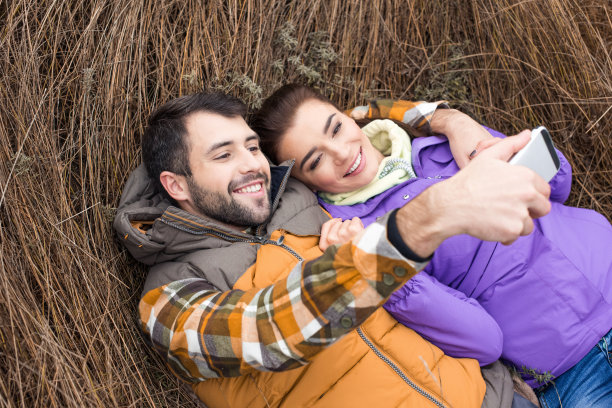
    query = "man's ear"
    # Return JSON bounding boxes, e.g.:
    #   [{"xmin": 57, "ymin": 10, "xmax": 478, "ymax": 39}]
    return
[{"xmin": 159, "ymin": 171, "xmax": 191, "ymax": 202}]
